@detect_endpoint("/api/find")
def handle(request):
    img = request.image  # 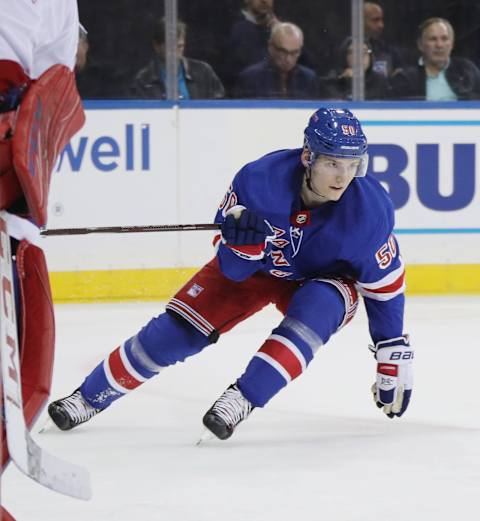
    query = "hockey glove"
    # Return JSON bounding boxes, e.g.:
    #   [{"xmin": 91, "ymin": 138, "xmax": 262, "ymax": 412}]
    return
[
  {"xmin": 221, "ymin": 205, "xmax": 275, "ymax": 261},
  {"xmin": 369, "ymin": 335, "xmax": 413, "ymax": 418}
]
